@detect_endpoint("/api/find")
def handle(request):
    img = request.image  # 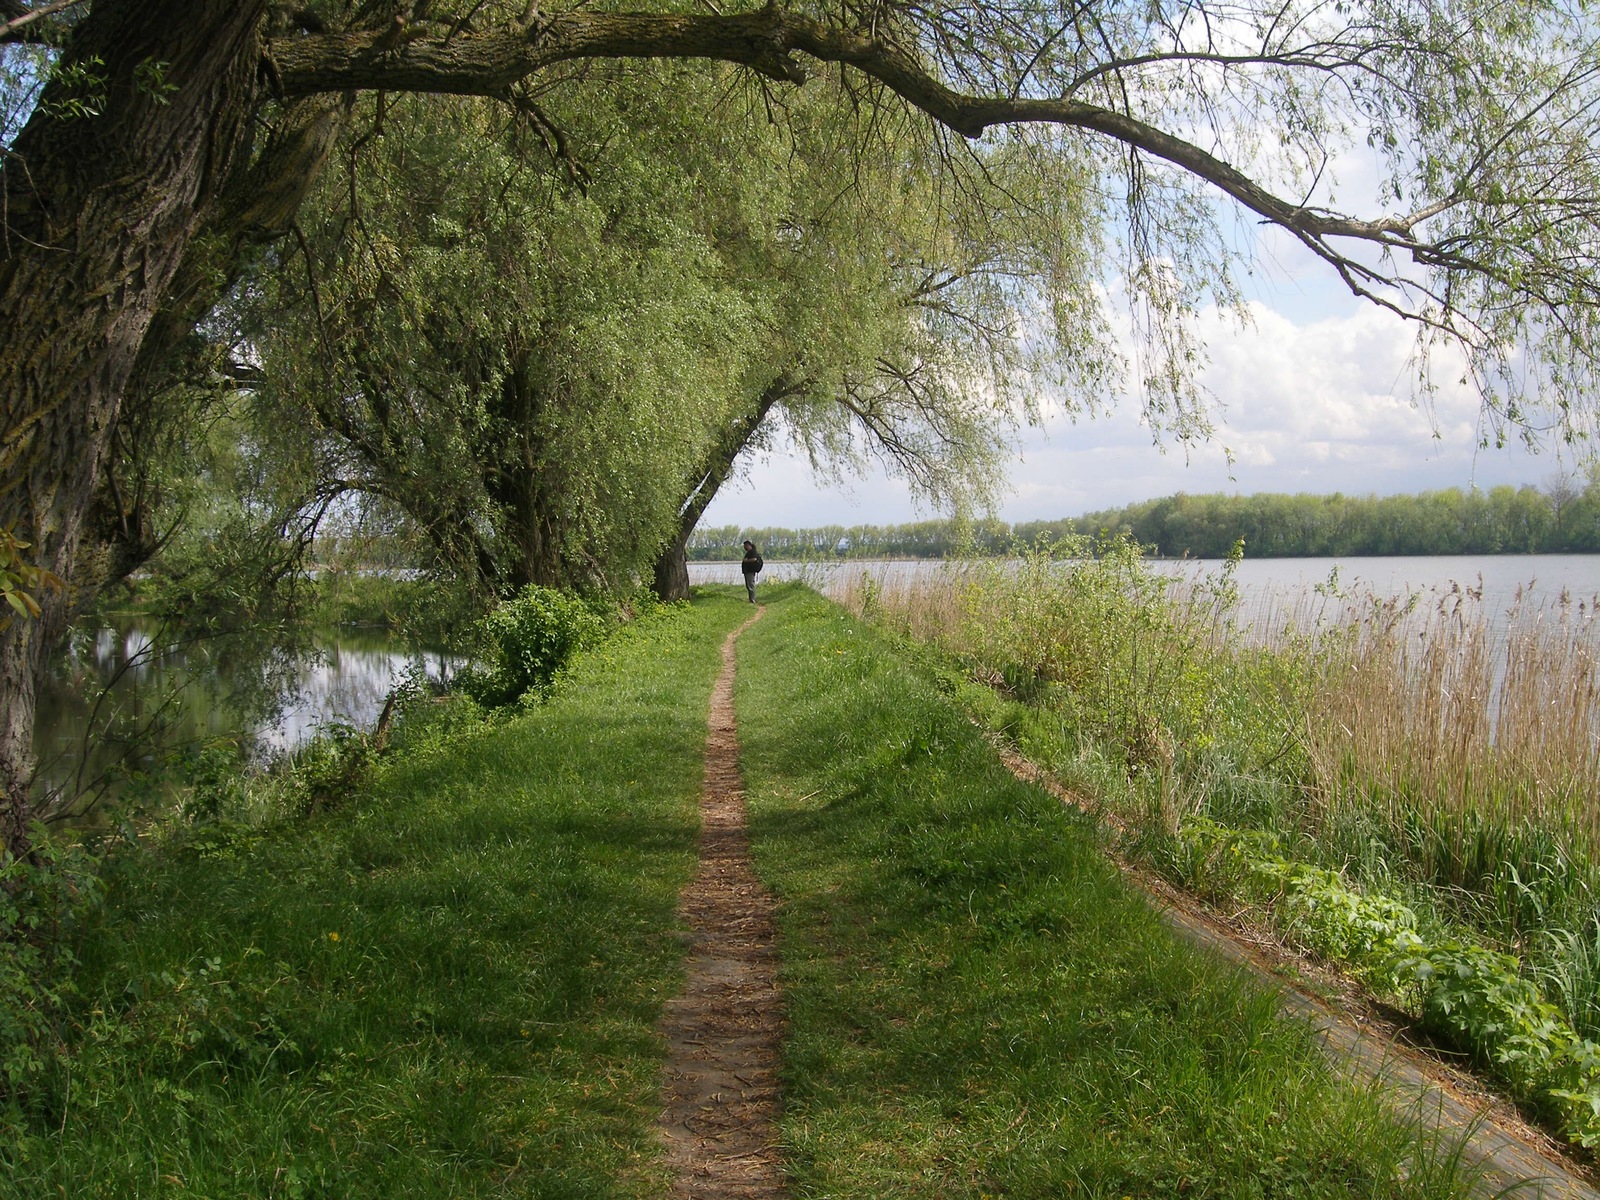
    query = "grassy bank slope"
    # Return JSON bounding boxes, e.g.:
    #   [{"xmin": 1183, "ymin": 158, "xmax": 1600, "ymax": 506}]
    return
[
  {"xmin": 735, "ymin": 585, "xmax": 1473, "ymax": 1199},
  {"xmin": 5, "ymin": 594, "xmax": 751, "ymax": 1199}
]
